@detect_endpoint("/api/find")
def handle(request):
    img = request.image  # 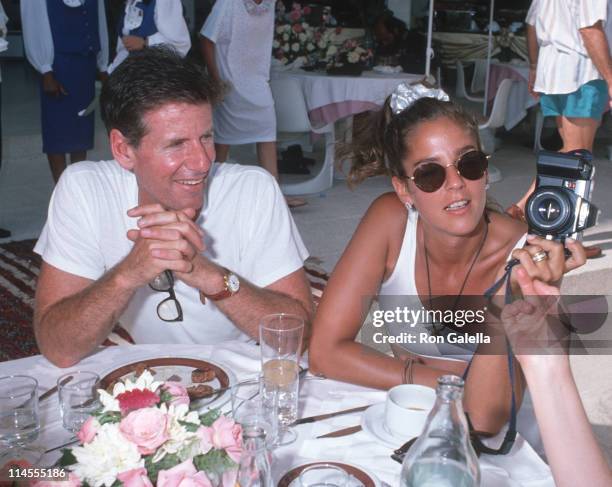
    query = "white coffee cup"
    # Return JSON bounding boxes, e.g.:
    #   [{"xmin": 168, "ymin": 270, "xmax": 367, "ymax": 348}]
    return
[{"xmin": 384, "ymin": 384, "xmax": 436, "ymax": 439}]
